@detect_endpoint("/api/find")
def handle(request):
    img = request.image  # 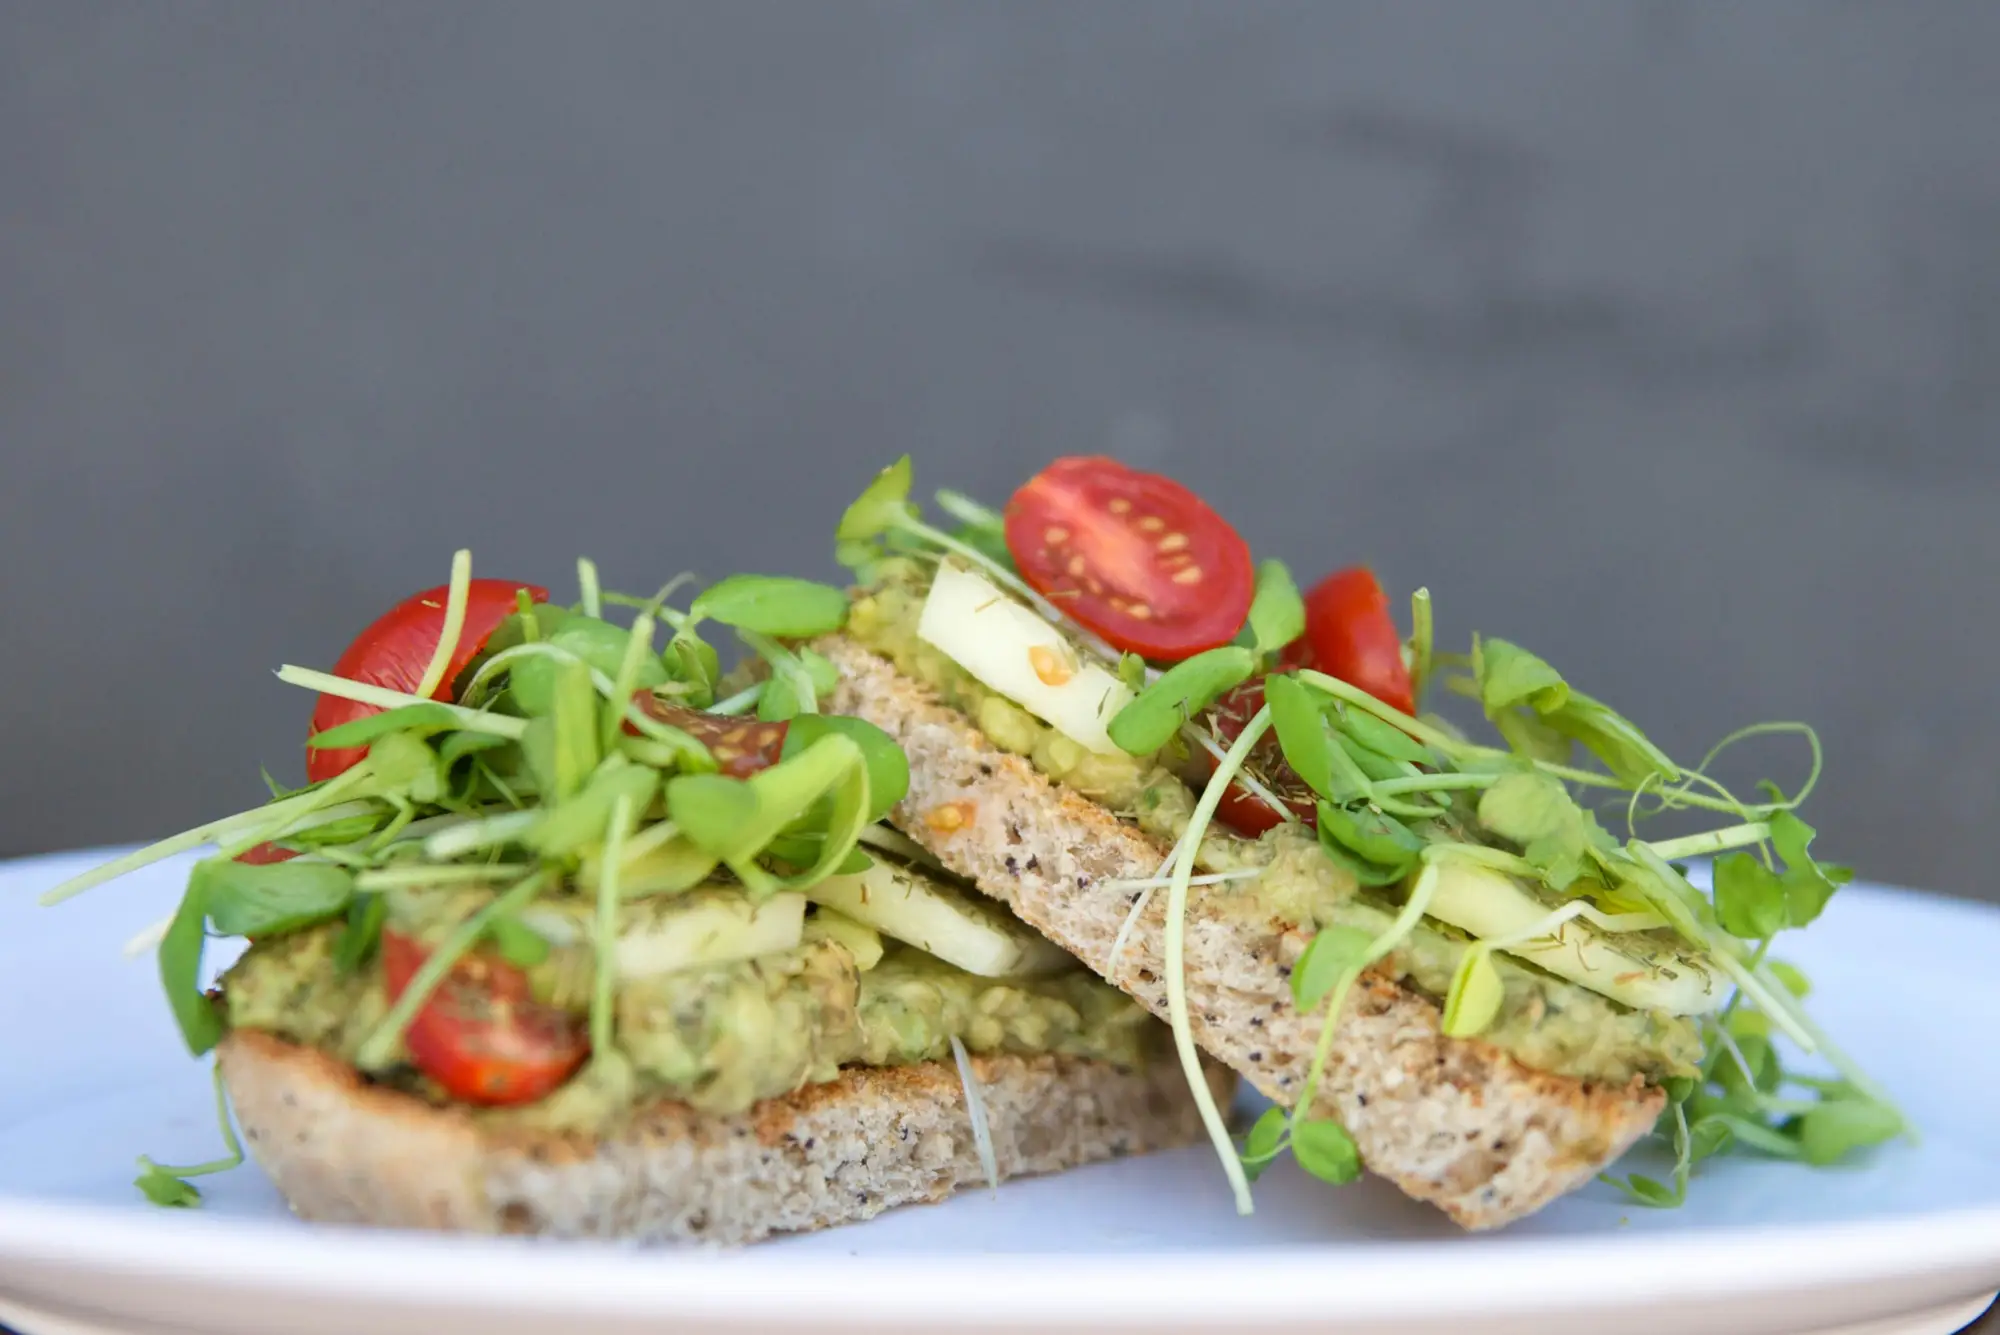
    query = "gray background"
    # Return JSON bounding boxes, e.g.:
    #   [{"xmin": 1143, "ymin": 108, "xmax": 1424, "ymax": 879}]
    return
[{"xmin": 2, "ymin": 2, "xmax": 1995, "ymax": 901}]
